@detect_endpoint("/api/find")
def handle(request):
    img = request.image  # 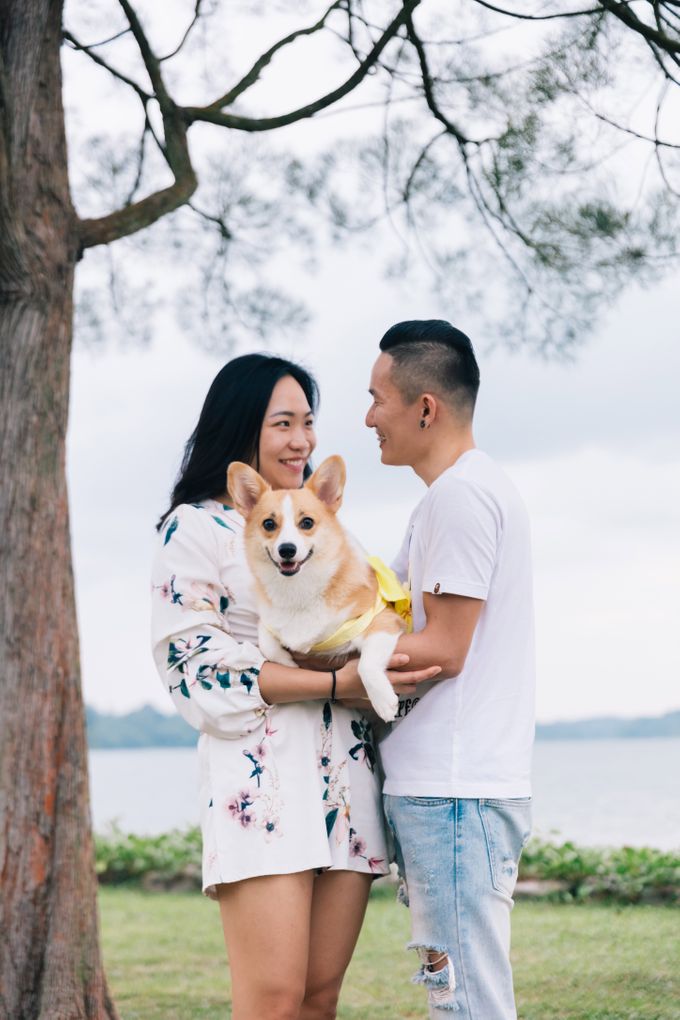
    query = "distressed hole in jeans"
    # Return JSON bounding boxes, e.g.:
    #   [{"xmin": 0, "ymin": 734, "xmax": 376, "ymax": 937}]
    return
[
  {"xmin": 408, "ymin": 944, "xmax": 460, "ymax": 1013},
  {"xmin": 397, "ymin": 878, "xmax": 410, "ymax": 907}
]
